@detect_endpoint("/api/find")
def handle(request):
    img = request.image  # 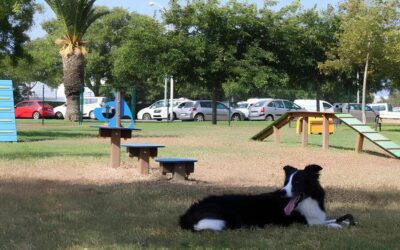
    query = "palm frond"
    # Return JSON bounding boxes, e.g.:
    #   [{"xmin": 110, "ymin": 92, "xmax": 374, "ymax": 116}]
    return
[{"xmin": 45, "ymin": 0, "xmax": 109, "ymax": 55}]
